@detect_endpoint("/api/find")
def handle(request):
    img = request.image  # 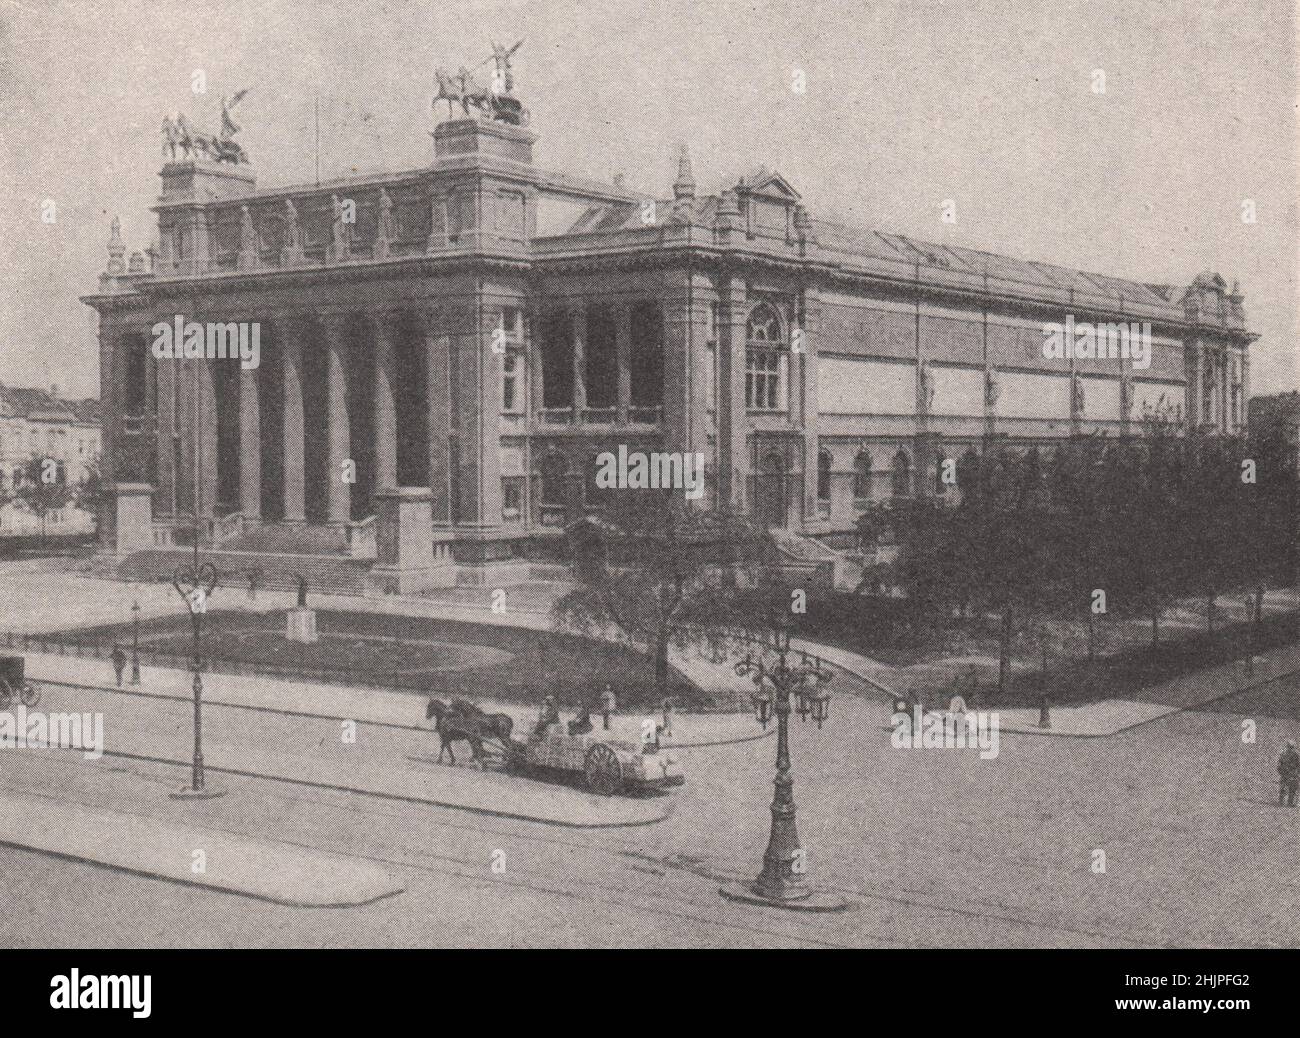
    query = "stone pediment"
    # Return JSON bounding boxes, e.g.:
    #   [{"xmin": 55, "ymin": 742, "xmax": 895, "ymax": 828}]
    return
[{"xmin": 735, "ymin": 166, "xmax": 801, "ymax": 202}]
